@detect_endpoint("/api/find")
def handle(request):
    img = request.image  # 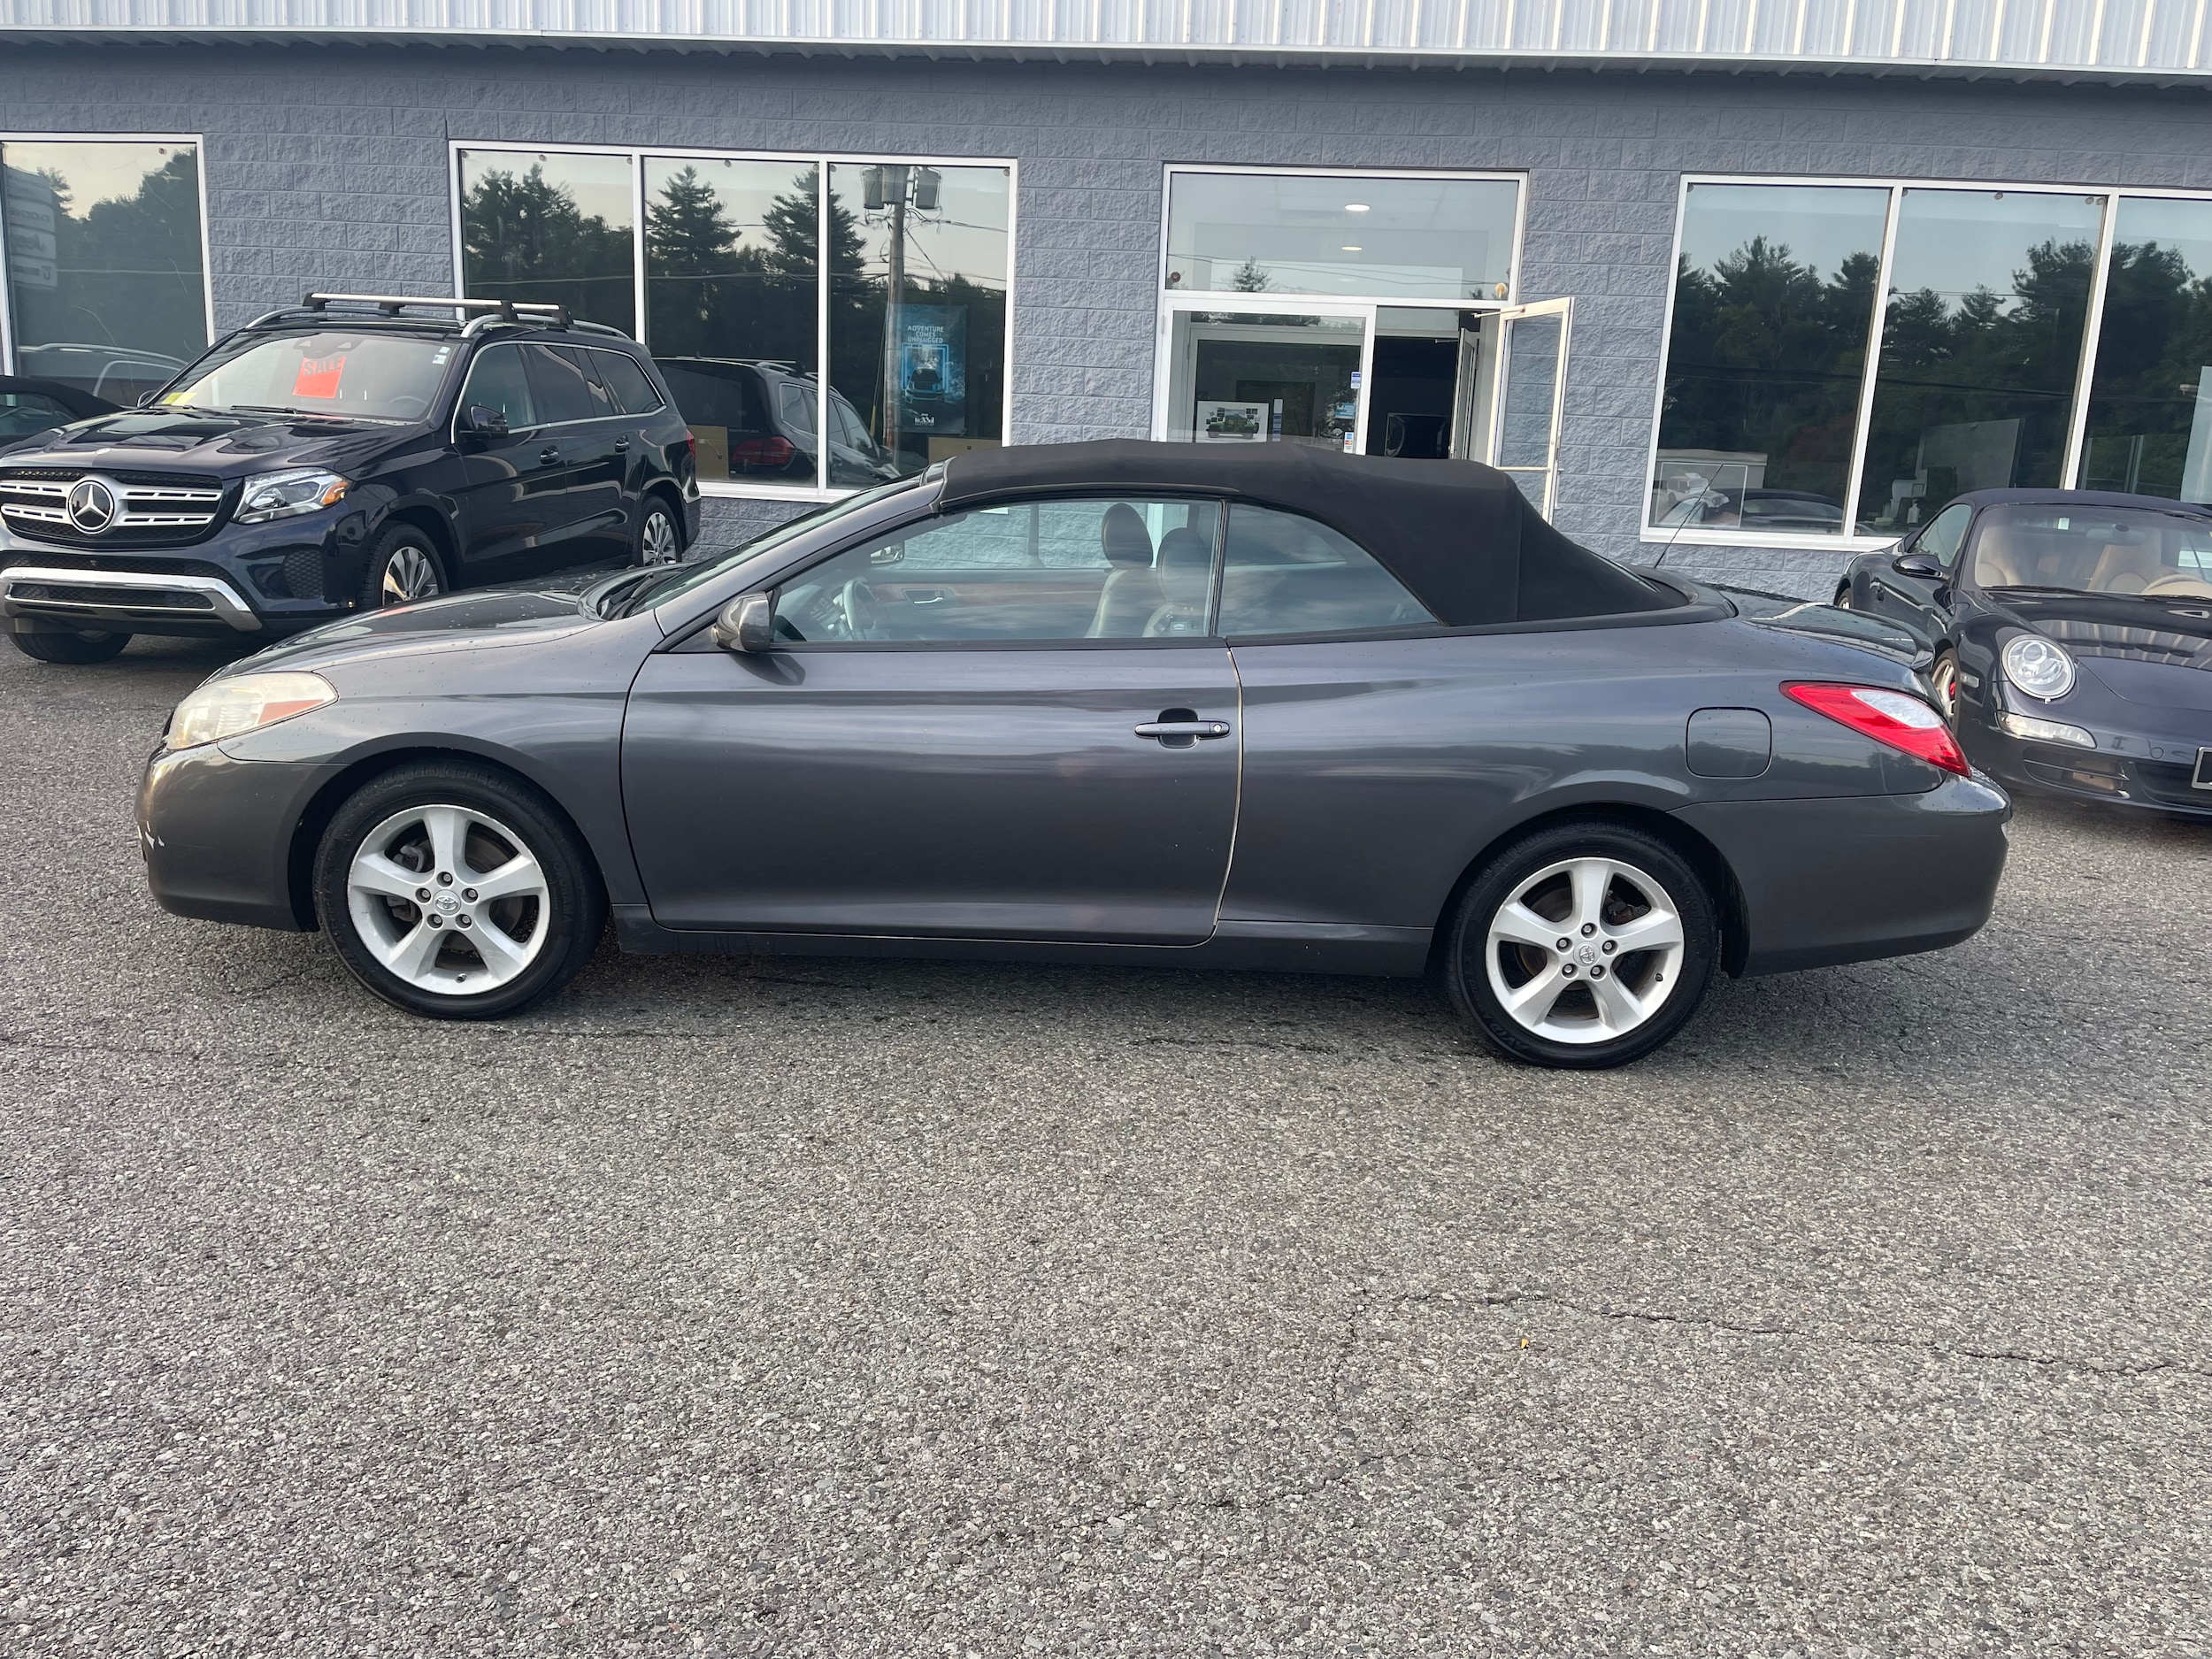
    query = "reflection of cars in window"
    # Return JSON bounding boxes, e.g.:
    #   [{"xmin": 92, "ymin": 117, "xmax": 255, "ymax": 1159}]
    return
[
  {"xmin": 1659, "ymin": 488, "xmax": 1845, "ymax": 533},
  {"xmin": 140, "ymin": 440, "xmax": 2008, "ymax": 1075},
  {"xmin": 0, "ymin": 377, "xmax": 120, "ymax": 445},
  {"xmin": 655, "ymin": 357, "xmax": 902, "ymax": 488},
  {"xmin": 0, "ymin": 293, "xmax": 699, "ymax": 664},
  {"xmin": 1836, "ymin": 488, "xmax": 2212, "ymax": 818},
  {"xmin": 12, "ymin": 343, "xmax": 191, "ymax": 409}
]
